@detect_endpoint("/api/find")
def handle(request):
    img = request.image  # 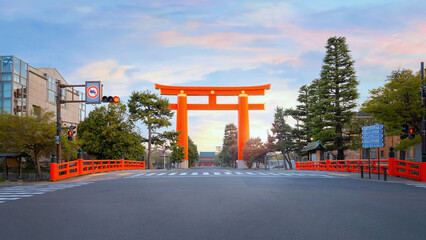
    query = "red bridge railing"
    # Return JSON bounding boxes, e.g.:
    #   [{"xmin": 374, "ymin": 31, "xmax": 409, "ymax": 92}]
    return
[
  {"xmin": 296, "ymin": 158, "xmax": 426, "ymax": 182},
  {"xmin": 50, "ymin": 159, "xmax": 145, "ymax": 181}
]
